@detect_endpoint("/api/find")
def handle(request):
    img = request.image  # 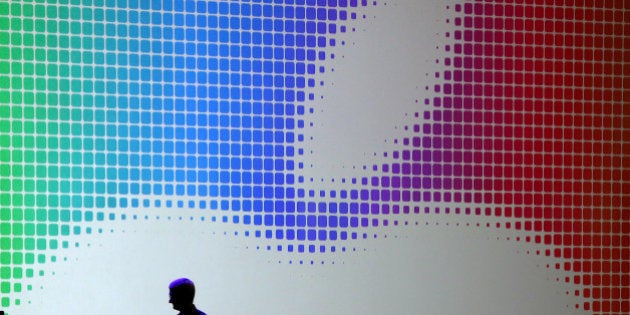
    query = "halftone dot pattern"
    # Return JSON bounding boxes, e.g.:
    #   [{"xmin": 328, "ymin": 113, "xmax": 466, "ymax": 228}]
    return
[
  {"xmin": 0, "ymin": 0, "xmax": 374, "ymax": 308},
  {"xmin": 376, "ymin": 1, "xmax": 627, "ymax": 314},
  {"xmin": 0, "ymin": 0, "xmax": 628, "ymax": 314}
]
